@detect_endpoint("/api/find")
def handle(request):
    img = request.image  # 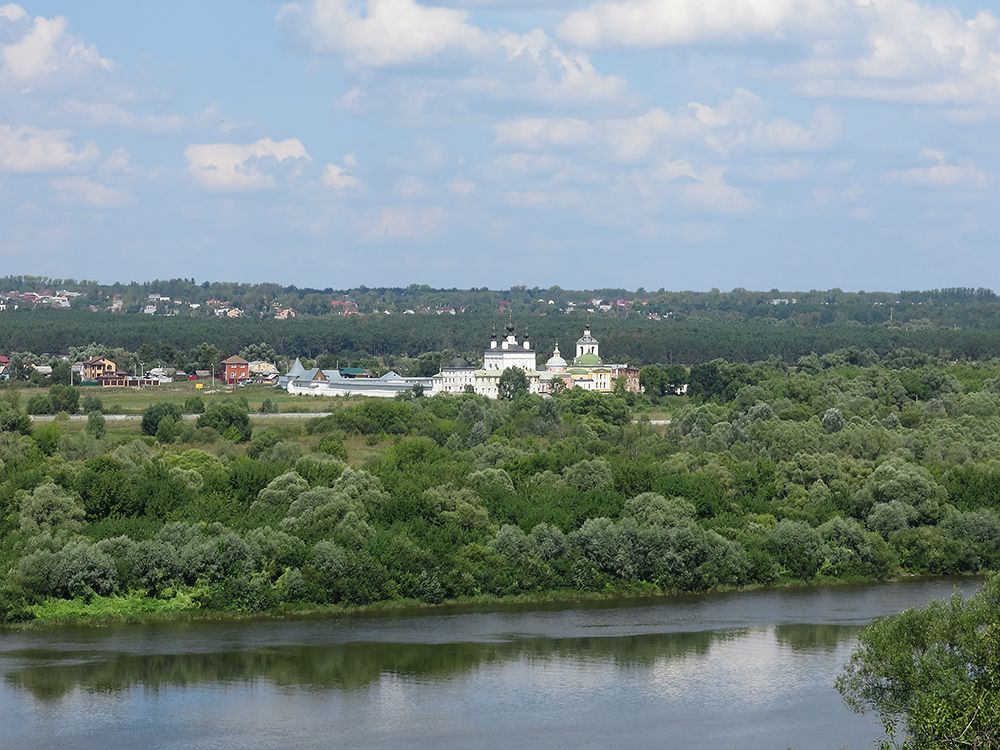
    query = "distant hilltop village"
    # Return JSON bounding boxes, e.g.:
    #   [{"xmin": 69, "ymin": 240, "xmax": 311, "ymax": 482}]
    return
[{"xmin": 281, "ymin": 323, "xmax": 640, "ymax": 400}]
